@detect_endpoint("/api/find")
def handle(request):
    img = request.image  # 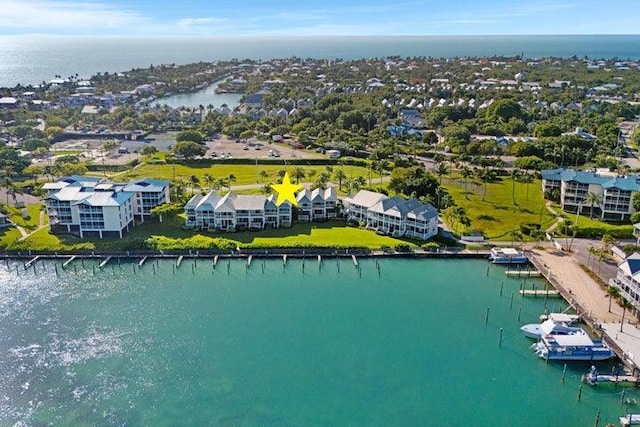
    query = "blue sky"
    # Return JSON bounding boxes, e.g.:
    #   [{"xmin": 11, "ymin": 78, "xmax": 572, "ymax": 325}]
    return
[{"xmin": 0, "ymin": 0, "xmax": 638, "ymax": 36}]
